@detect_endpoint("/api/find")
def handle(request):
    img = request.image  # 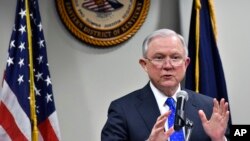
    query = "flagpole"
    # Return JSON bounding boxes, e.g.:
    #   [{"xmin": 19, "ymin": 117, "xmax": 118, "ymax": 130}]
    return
[
  {"xmin": 25, "ymin": 0, "xmax": 38, "ymax": 140},
  {"xmin": 195, "ymin": 0, "xmax": 201, "ymax": 93}
]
